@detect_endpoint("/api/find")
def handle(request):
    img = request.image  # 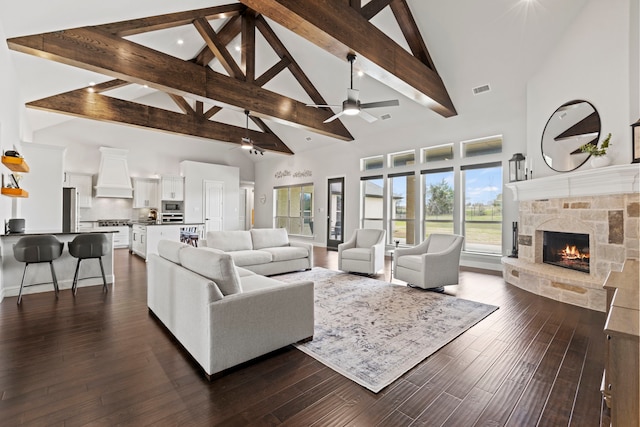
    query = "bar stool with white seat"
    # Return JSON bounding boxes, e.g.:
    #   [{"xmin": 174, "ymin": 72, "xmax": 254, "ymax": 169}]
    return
[
  {"xmin": 13, "ymin": 235, "xmax": 64, "ymax": 305},
  {"xmin": 68, "ymin": 233, "xmax": 111, "ymax": 295}
]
